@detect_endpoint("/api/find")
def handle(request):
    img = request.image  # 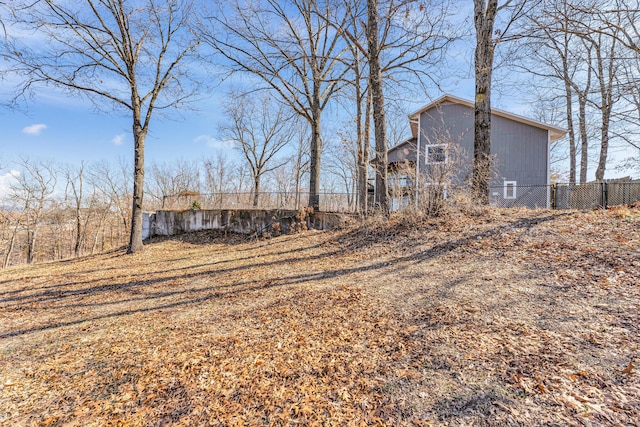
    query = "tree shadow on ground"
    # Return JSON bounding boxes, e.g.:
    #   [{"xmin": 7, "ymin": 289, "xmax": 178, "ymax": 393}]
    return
[{"xmin": 0, "ymin": 214, "xmax": 563, "ymax": 340}]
